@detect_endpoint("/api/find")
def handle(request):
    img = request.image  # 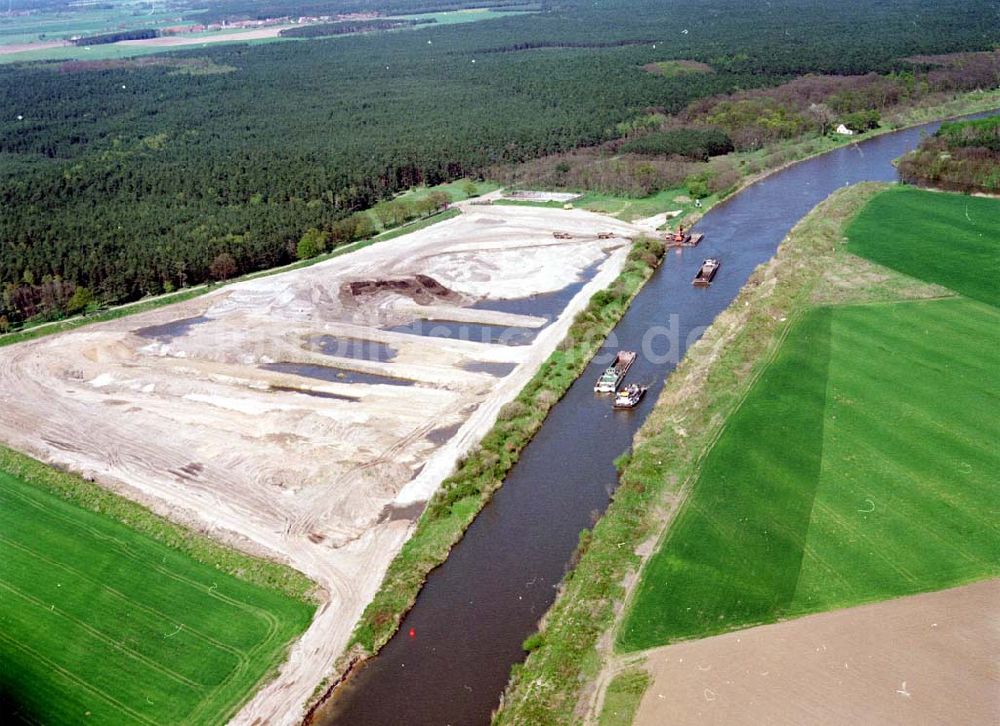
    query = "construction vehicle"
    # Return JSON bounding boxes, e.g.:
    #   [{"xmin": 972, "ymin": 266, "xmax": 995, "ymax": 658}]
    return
[{"xmin": 665, "ymin": 224, "xmax": 704, "ymax": 248}]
